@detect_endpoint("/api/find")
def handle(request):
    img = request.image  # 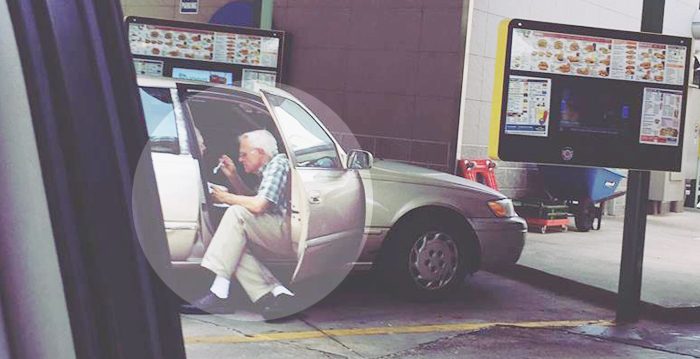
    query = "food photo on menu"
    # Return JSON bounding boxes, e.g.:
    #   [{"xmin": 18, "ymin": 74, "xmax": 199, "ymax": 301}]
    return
[
  {"xmin": 636, "ymin": 43, "xmax": 666, "ymax": 82},
  {"xmin": 511, "ymin": 29, "xmax": 612, "ymax": 79},
  {"xmin": 129, "ymin": 24, "xmax": 215, "ymax": 61},
  {"xmin": 211, "ymin": 33, "xmax": 279, "ymax": 67},
  {"xmin": 233, "ymin": 35, "xmax": 263, "ymax": 66},
  {"xmin": 510, "ymin": 29, "xmax": 685, "ymax": 87}
]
